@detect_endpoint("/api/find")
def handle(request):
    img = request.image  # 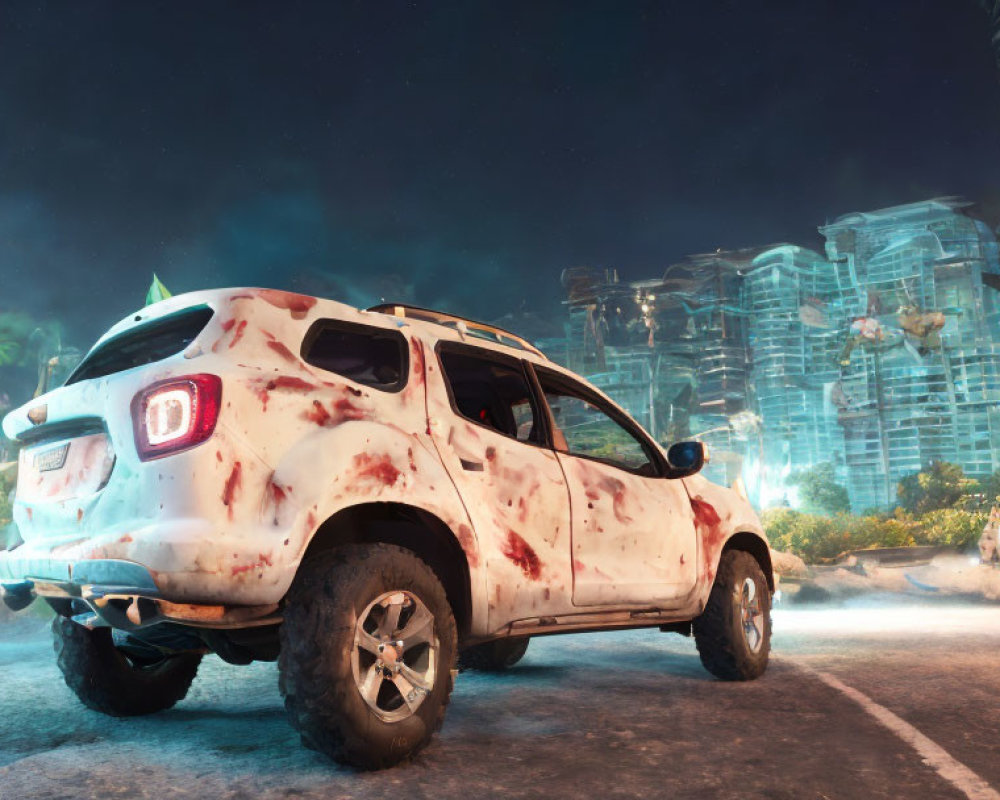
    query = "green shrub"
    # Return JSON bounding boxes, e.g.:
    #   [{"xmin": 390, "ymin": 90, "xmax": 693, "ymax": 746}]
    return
[
  {"xmin": 914, "ymin": 508, "xmax": 986, "ymax": 548},
  {"xmin": 761, "ymin": 506, "xmax": 986, "ymax": 564},
  {"xmin": 786, "ymin": 462, "xmax": 851, "ymax": 514},
  {"xmin": 0, "ymin": 468, "xmax": 12, "ymax": 529},
  {"xmin": 897, "ymin": 462, "xmax": 978, "ymax": 514},
  {"xmin": 0, "ymin": 462, "xmax": 16, "ymax": 548}
]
